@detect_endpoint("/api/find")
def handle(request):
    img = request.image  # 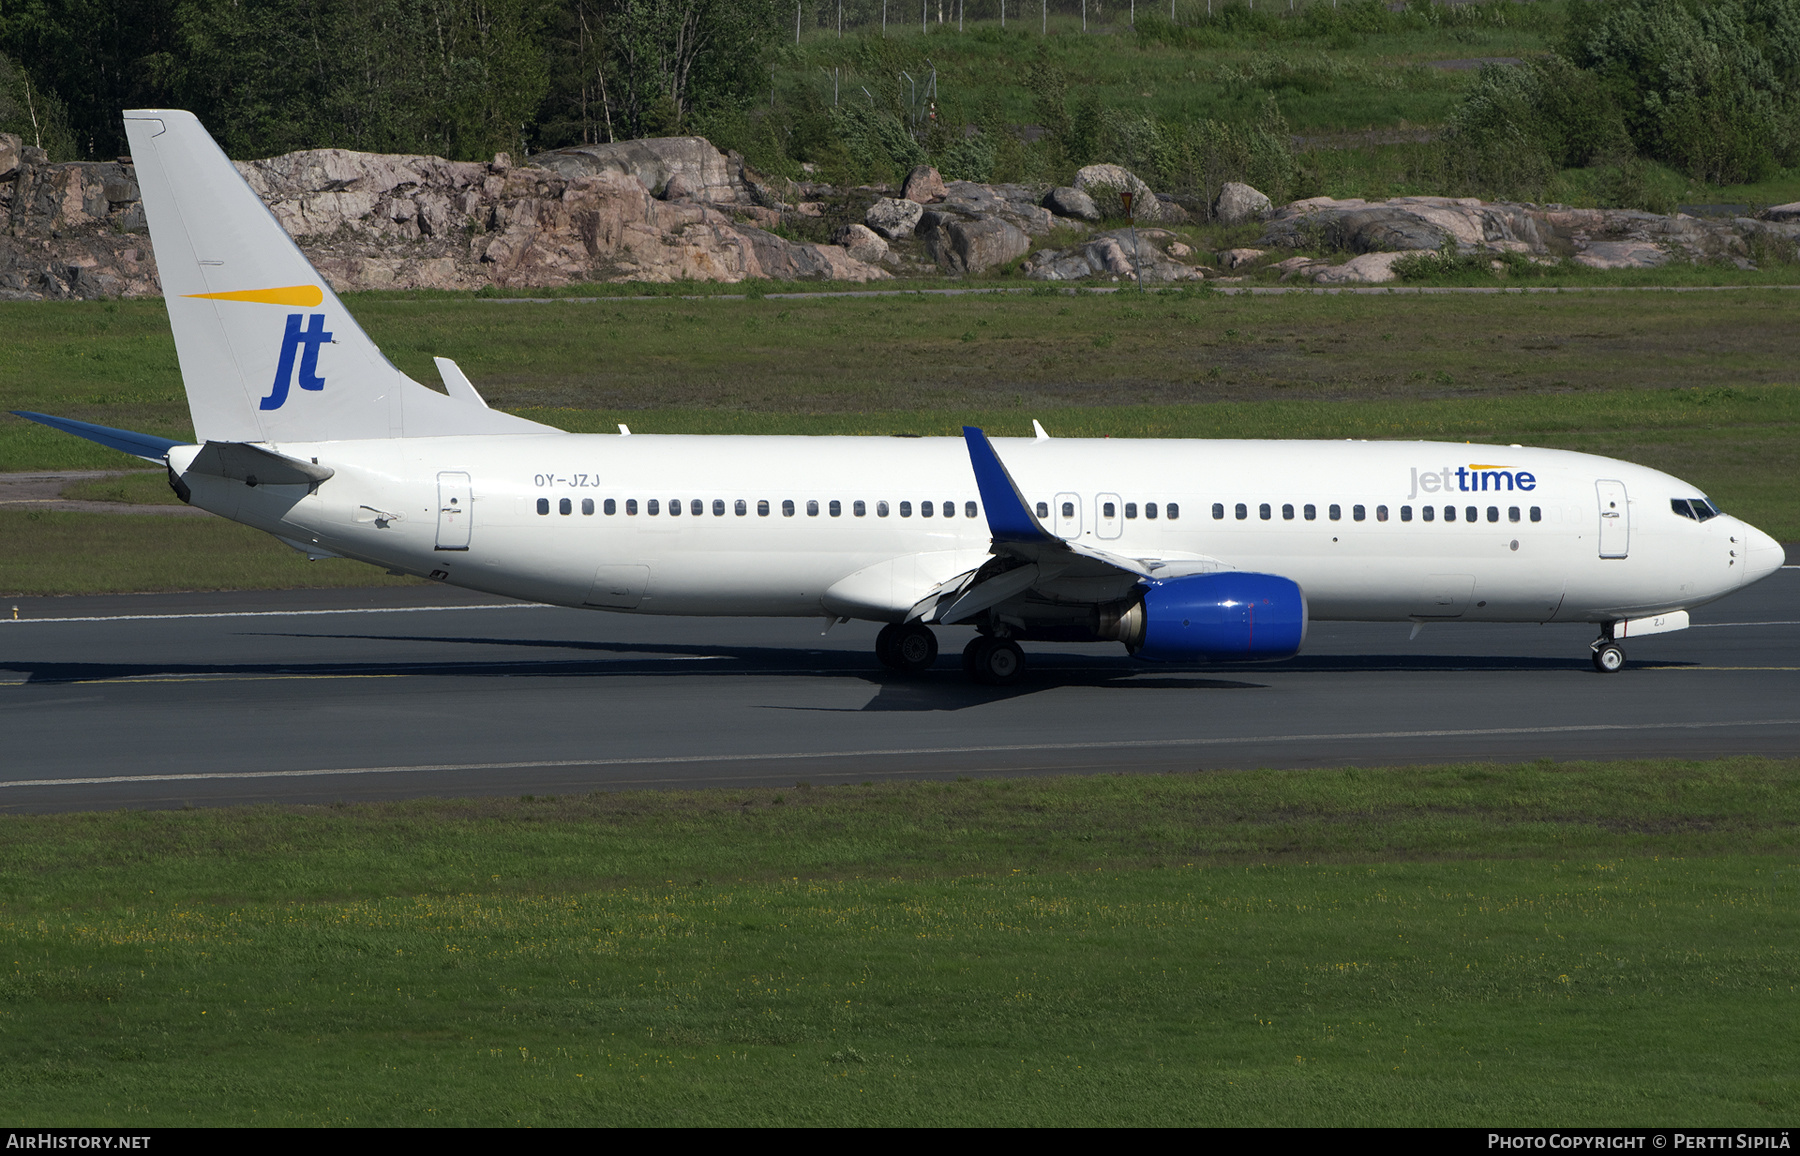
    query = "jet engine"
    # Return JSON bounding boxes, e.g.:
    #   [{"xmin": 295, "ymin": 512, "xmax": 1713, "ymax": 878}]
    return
[{"xmin": 1106, "ymin": 572, "xmax": 1308, "ymax": 662}]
